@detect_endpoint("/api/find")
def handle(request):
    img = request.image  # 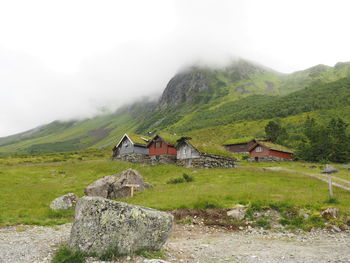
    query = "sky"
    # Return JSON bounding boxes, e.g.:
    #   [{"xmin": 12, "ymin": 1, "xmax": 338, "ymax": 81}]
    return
[{"xmin": 1, "ymin": 0, "xmax": 350, "ymax": 137}]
